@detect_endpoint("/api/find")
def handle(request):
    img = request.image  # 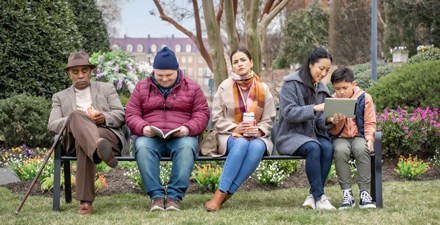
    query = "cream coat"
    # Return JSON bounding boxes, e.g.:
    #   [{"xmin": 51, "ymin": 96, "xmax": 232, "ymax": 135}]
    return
[{"xmin": 211, "ymin": 77, "xmax": 276, "ymax": 156}]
